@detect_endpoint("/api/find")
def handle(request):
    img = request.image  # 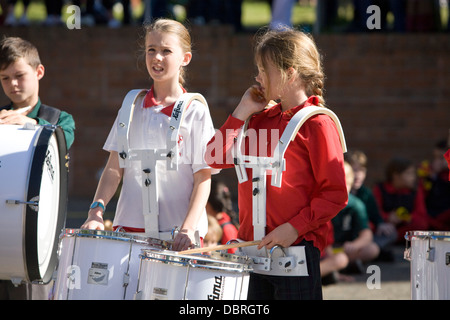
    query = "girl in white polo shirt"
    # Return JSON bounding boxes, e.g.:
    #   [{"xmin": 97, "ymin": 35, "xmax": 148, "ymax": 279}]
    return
[{"xmin": 82, "ymin": 18, "xmax": 217, "ymax": 251}]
